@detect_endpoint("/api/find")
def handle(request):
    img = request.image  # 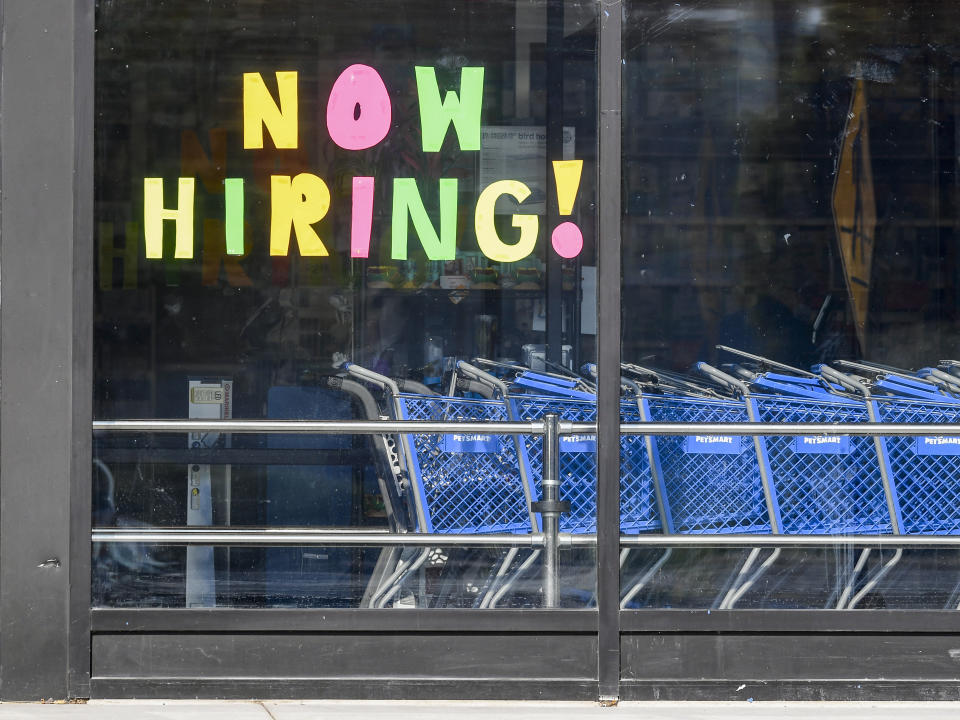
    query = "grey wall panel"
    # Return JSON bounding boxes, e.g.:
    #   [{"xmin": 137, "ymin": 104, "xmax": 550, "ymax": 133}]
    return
[
  {"xmin": 621, "ymin": 634, "xmax": 960, "ymax": 682},
  {"xmin": 89, "ymin": 678, "xmax": 598, "ymax": 701},
  {"xmin": 619, "ymin": 680, "xmax": 960, "ymax": 702},
  {"xmin": 0, "ymin": 0, "xmax": 83, "ymax": 700},
  {"xmin": 92, "ymin": 633, "xmax": 598, "ymax": 681},
  {"xmin": 91, "ymin": 608, "xmax": 598, "ymax": 633}
]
